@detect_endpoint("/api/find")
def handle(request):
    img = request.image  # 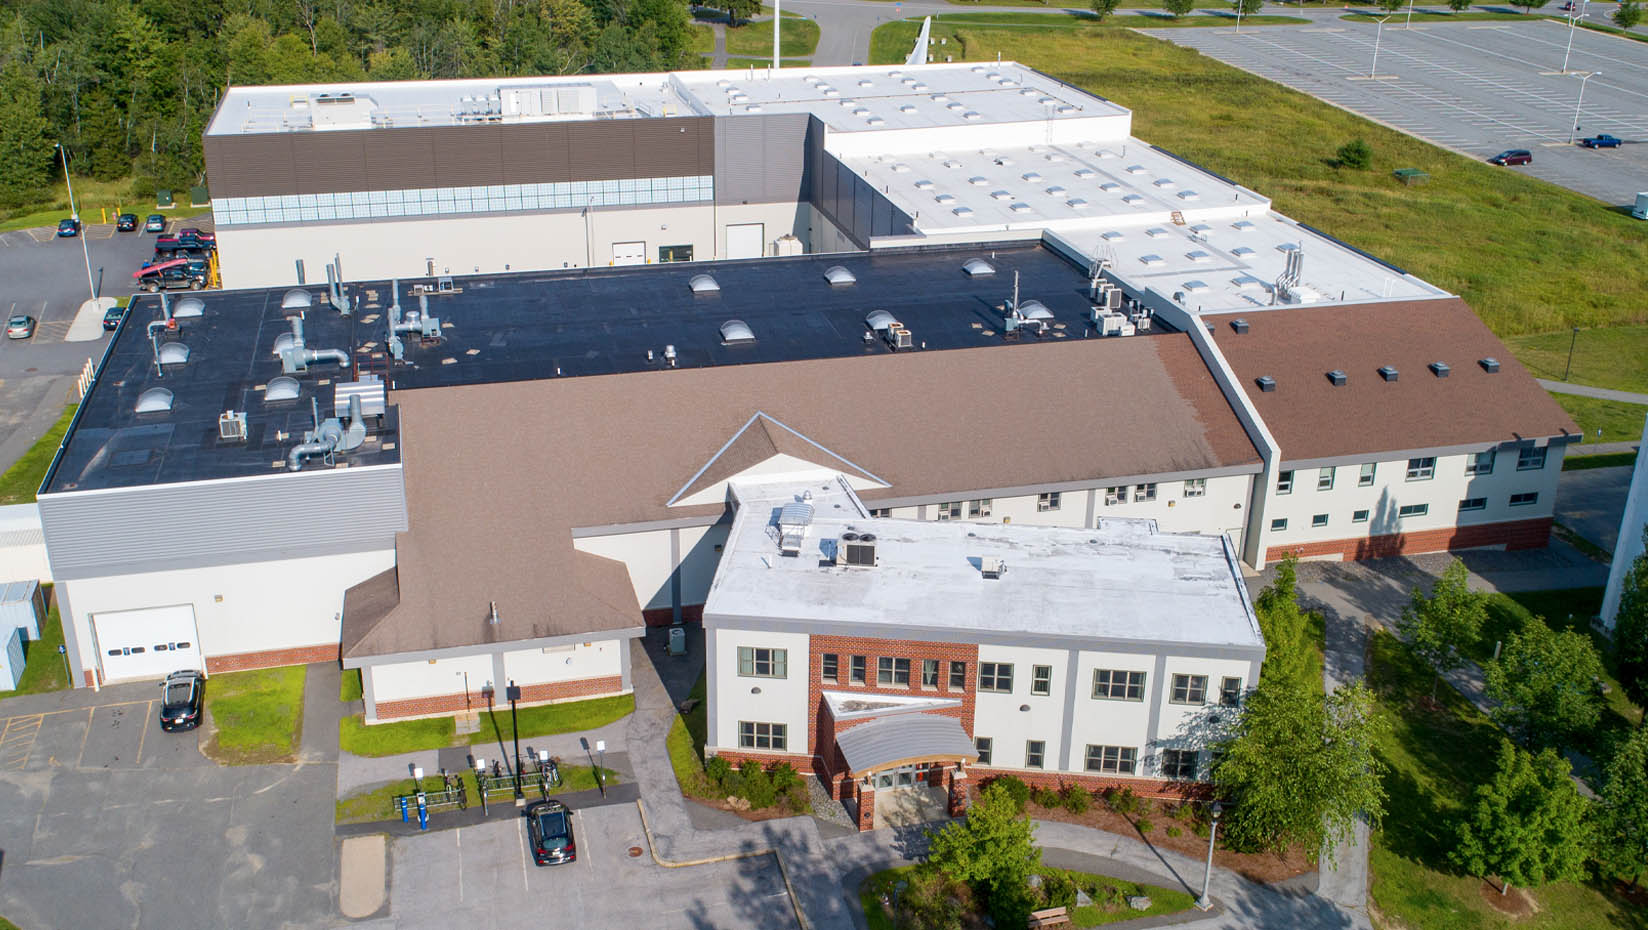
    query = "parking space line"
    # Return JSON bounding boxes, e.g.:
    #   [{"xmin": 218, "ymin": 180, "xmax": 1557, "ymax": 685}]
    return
[
  {"xmin": 73, "ymin": 706, "xmax": 94, "ymax": 768},
  {"xmin": 134, "ymin": 700, "xmax": 153, "ymax": 765},
  {"xmin": 0, "ymin": 714, "xmax": 43, "ymax": 770},
  {"xmin": 456, "ymin": 826, "xmax": 464, "ymax": 902},
  {"xmin": 517, "ymin": 818, "xmax": 529, "ymax": 892}
]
